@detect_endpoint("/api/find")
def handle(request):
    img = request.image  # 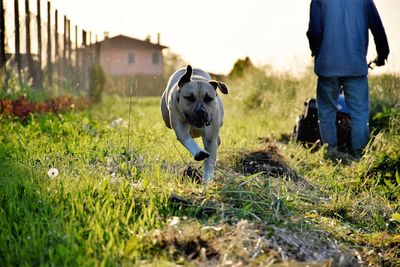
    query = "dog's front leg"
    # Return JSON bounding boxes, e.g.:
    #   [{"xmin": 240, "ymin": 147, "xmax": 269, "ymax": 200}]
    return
[
  {"xmin": 202, "ymin": 136, "xmax": 219, "ymax": 181},
  {"xmin": 172, "ymin": 121, "xmax": 210, "ymax": 161}
]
